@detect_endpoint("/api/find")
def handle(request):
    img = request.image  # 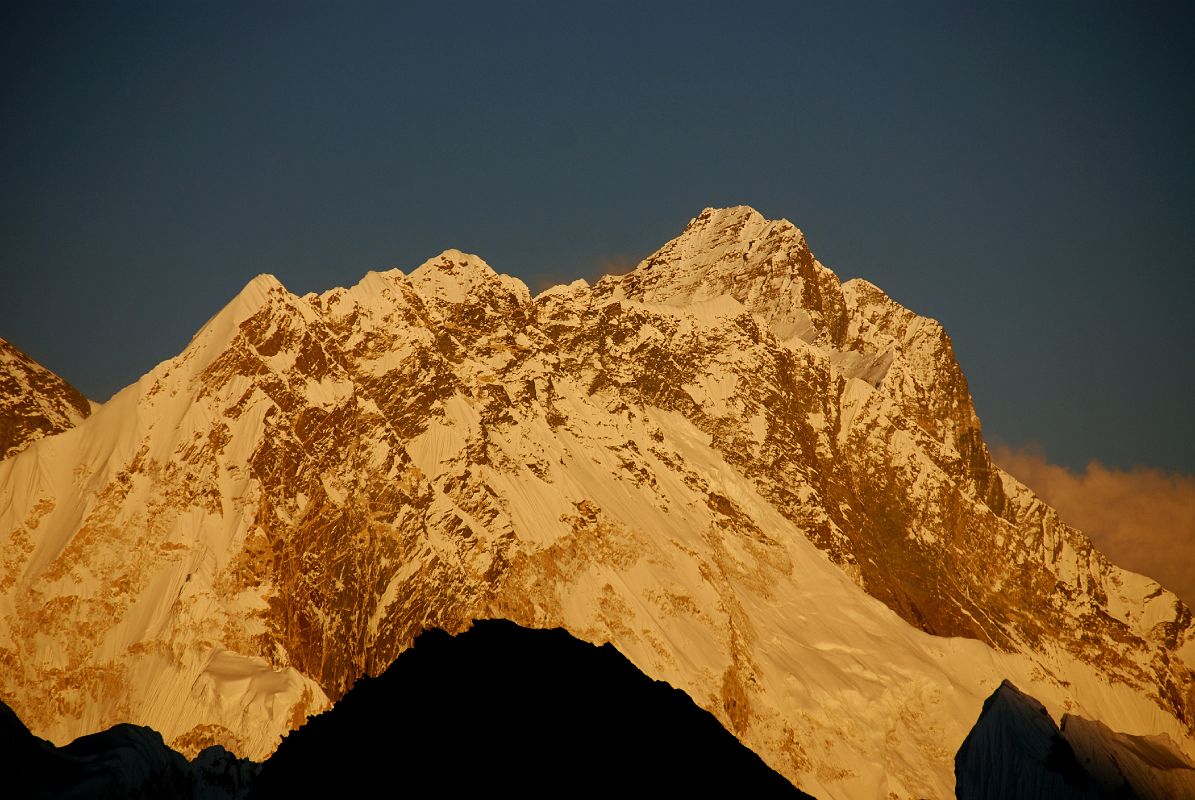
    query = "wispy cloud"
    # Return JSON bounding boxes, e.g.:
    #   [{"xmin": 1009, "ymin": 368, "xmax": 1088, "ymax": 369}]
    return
[
  {"xmin": 531, "ymin": 252, "xmax": 644, "ymax": 294},
  {"xmin": 580, "ymin": 253, "xmax": 641, "ymax": 282},
  {"xmin": 992, "ymin": 445, "xmax": 1195, "ymax": 609}
]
